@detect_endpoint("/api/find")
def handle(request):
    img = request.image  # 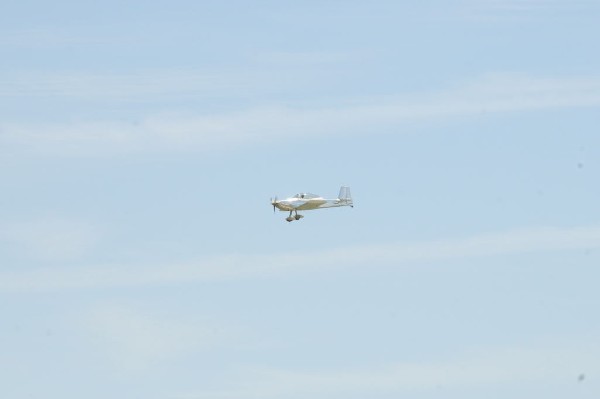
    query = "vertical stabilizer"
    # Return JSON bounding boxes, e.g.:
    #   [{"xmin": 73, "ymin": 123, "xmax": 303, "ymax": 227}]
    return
[{"xmin": 338, "ymin": 186, "xmax": 353, "ymax": 206}]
